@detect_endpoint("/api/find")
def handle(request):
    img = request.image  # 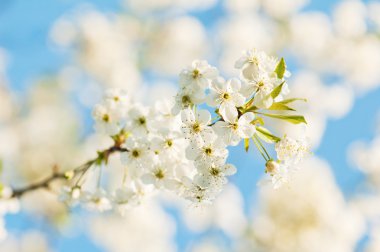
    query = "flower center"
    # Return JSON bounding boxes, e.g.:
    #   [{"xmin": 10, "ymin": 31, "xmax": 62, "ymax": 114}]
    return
[
  {"xmin": 182, "ymin": 95, "xmax": 191, "ymax": 105},
  {"xmin": 132, "ymin": 149, "xmax": 140, "ymax": 158},
  {"xmin": 166, "ymin": 139, "xmax": 173, "ymax": 147},
  {"xmin": 222, "ymin": 92, "xmax": 230, "ymax": 100},
  {"xmin": 192, "ymin": 122, "xmax": 201, "ymax": 133},
  {"xmin": 102, "ymin": 114, "xmax": 110, "ymax": 122},
  {"xmin": 138, "ymin": 117, "xmax": 146, "ymax": 125},
  {"xmin": 155, "ymin": 169, "xmax": 165, "ymax": 179},
  {"xmin": 248, "ymin": 56, "xmax": 259, "ymax": 65},
  {"xmin": 204, "ymin": 147, "xmax": 213, "ymax": 156},
  {"xmin": 210, "ymin": 167, "xmax": 220, "ymax": 176},
  {"xmin": 231, "ymin": 123, "xmax": 238, "ymax": 130},
  {"xmin": 258, "ymin": 81, "xmax": 265, "ymax": 87},
  {"xmin": 192, "ymin": 69, "xmax": 200, "ymax": 79},
  {"xmin": 114, "ymin": 96, "xmax": 119, "ymax": 102}
]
